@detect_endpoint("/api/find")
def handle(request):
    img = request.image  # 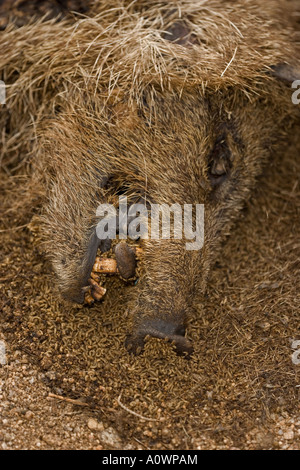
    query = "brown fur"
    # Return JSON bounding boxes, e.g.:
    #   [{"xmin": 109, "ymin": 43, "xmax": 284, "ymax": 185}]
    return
[{"xmin": 0, "ymin": 0, "xmax": 299, "ymax": 354}]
